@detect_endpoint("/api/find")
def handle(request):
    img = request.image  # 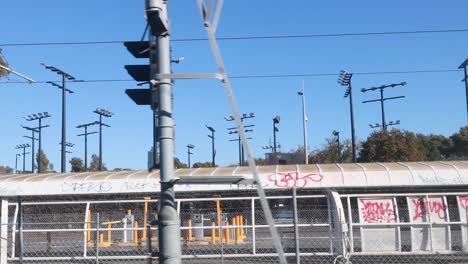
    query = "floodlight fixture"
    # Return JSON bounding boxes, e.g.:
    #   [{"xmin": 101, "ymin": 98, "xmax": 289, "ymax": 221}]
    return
[{"xmin": 40, "ymin": 63, "xmax": 76, "ymax": 81}]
